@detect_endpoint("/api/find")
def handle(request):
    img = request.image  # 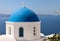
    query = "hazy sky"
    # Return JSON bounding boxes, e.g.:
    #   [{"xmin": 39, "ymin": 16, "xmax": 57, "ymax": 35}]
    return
[{"xmin": 0, "ymin": 0, "xmax": 60, "ymax": 15}]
